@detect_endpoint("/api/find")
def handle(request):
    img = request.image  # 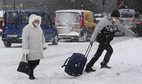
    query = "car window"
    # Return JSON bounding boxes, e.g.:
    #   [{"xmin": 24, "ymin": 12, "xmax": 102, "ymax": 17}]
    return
[
  {"xmin": 5, "ymin": 12, "xmax": 19, "ymax": 24},
  {"xmin": 120, "ymin": 14, "xmax": 133, "ymax": 18},
  {"xmin": 55, "ymin": 12, "xmax": 80, "ymax": 25}
]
